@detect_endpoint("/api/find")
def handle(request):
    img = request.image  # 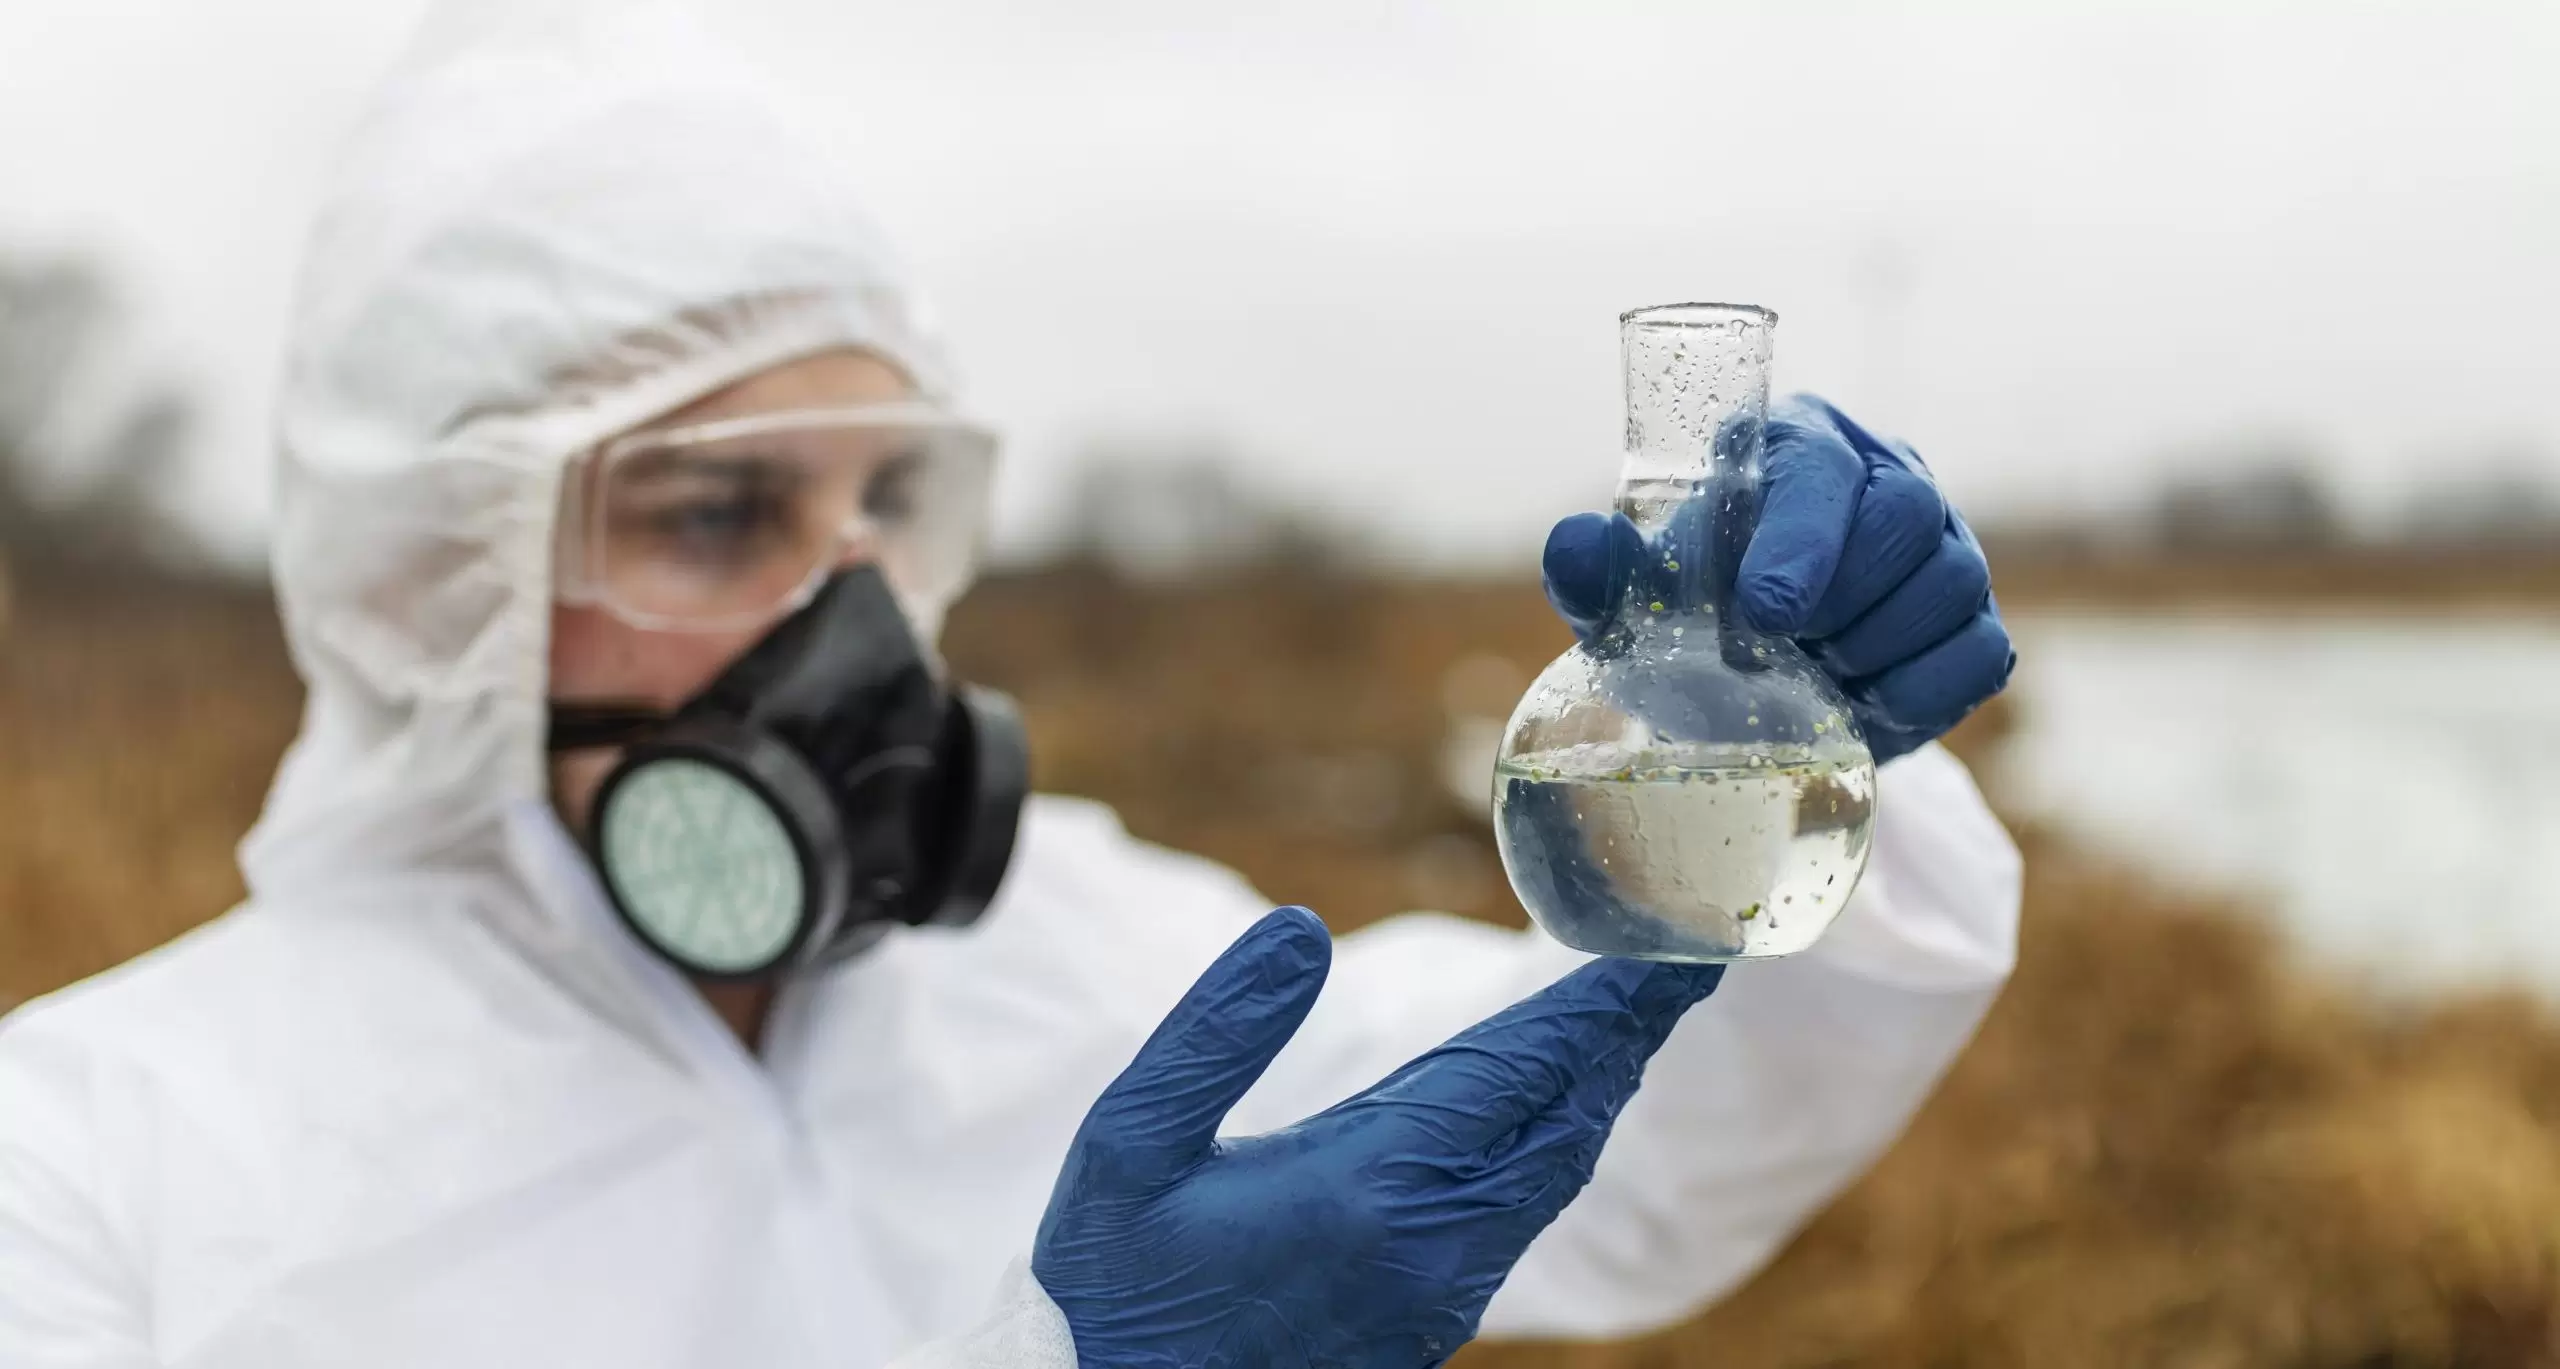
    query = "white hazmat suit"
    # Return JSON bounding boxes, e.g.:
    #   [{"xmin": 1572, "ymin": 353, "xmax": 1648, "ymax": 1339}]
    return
[{"xmin": 0, "ymin": 6, "xmax": 2021, "ymax": 1366}]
